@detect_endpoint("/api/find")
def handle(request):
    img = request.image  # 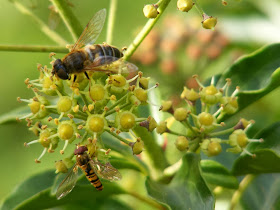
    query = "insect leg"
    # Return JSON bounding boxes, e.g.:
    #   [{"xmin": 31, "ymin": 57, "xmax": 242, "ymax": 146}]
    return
[
  {"xmin": 84, "ymin": 71, "xmax": 90, "ymax": 80},
  {"xmin": 73, "ymin": 75, "xmax": 77, "ymax": 82}
]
